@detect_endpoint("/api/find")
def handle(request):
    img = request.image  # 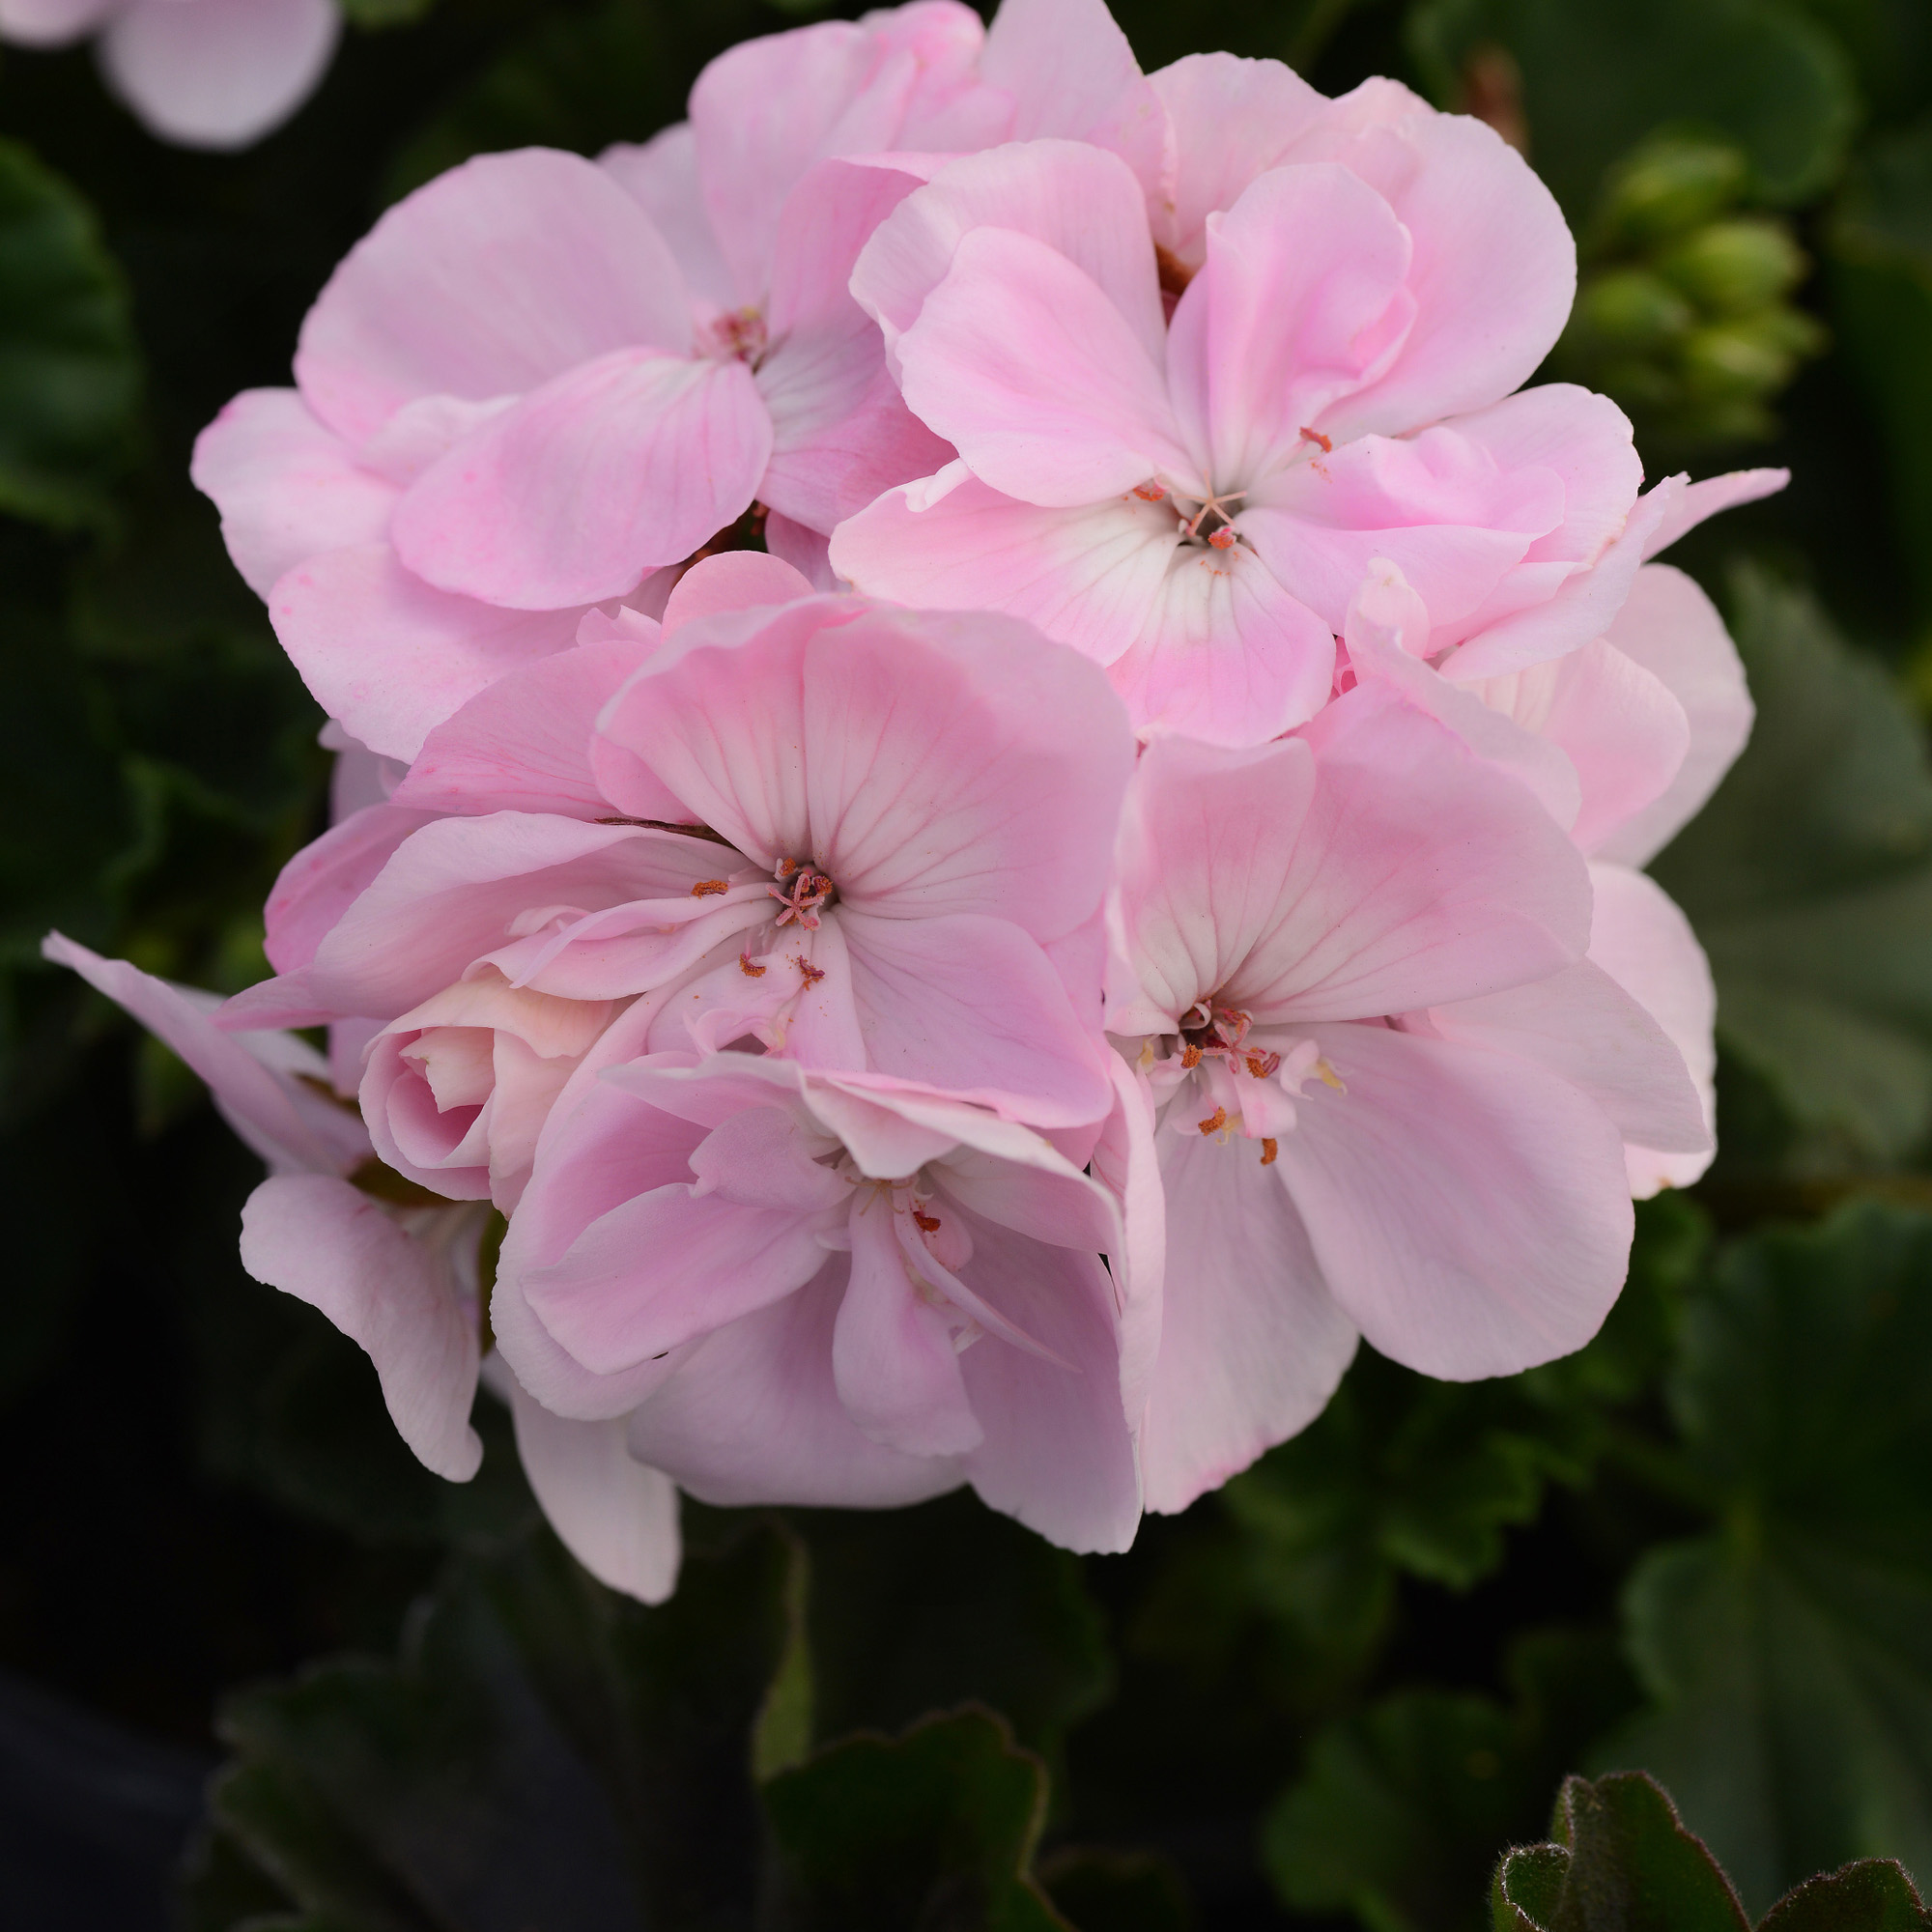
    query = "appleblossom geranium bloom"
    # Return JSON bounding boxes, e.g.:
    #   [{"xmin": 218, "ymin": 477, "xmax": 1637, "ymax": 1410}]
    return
[
  {"xmin": 831, "ymin": 52, "xmax": 1788, "ymax": 747},
  {"xmin": 1341, "ymin": 540, "xmax": 1758, "ymax": 1195},
  {"xmin": 1101, "ymin": 681, "xmax": 1708, "ymax": 1513},
  {"xmin": 0, "ymin": 0, "xmax": 339, "ymax": 149},
  {"xmin": 189, "ymin": 0, "xmax": 1163, "ymax": 758},
  {"xmin": 493, "ymin": 1052, "xmax": 1144, "ymax": 1553},
  {"xmin": 222, "ymin": 576, "xmax": 1133, "ymax": 1222},
  {"xmin": 41, "ymin": 933, "xmax": 682, "ymax": 1604}
]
